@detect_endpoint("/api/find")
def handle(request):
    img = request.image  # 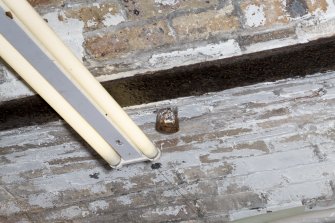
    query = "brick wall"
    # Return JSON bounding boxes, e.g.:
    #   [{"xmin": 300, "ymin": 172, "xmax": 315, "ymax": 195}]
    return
[{"xmin": 1, "ymin": 0, "xmax": 335, "ymax": 102}]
